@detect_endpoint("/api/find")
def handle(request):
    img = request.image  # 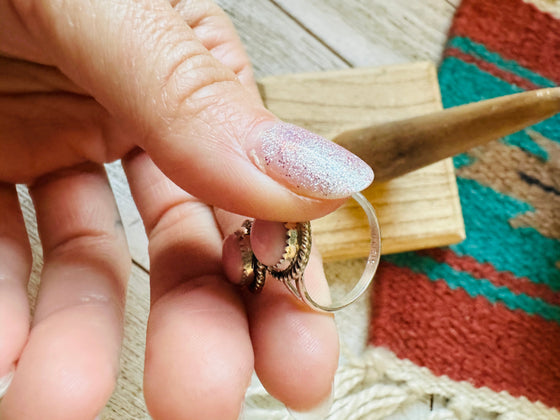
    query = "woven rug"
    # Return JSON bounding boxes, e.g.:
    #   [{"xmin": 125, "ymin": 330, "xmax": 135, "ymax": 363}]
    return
[{"xmin": 364, "ymin": 0, "xmax": 560, "ymax": 419}]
